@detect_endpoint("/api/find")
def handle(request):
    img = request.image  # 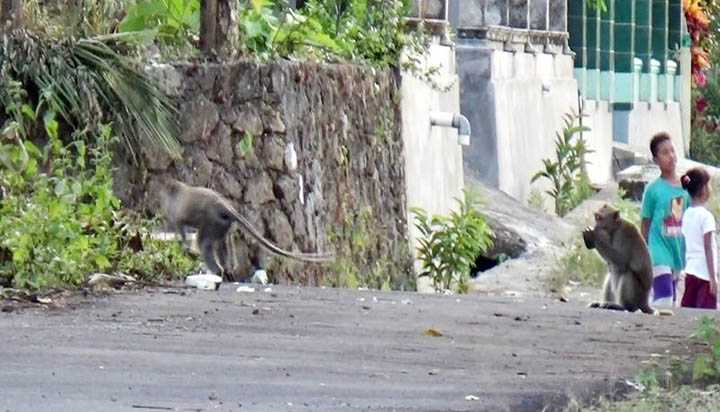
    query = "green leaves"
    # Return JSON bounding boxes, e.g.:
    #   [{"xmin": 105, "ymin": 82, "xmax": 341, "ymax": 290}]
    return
[
  {"xmin": 0, "ymin": 30, "xmax": 181, "ymax": 163},
  {"xmin": 0, "ymin": 121, "xmax": 196, "ymax": 290},
  {"xmin": 411, "ymin": 189, "xmax": 494, "ymax": 293},
  {"xmin": 531, "ymin": 111, "xmax": 594, "ymax": 217},
  {"xmin": 234, "ymin": 0, "xmax": 409, "ymax": 67},
  {"xmin": 236, "ymin": 131, "xmax": 254, "ymax": 158},
  {"xmin": 120, "ymin": 0, "xmax": 200, "ymax": 47},
  {"xmin": 587, "ymin": 0, "xmax": 608, "ymax": 13},
  {"xmin": 689, "ymin": 316, "xmax": 720, "ymax": 383}
]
